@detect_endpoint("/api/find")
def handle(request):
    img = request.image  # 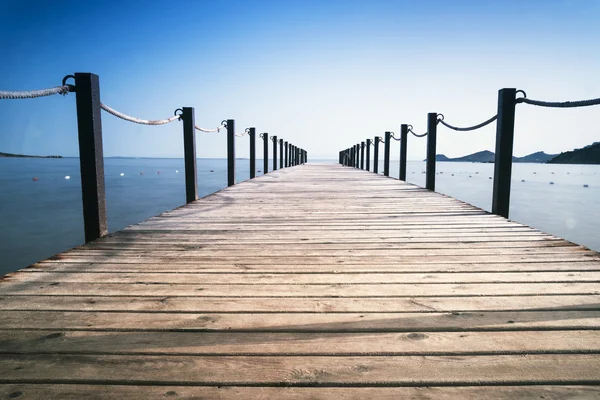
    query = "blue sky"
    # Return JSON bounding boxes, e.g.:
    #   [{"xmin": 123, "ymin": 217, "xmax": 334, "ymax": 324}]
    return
[{"xmin": 1, "ymin": 0, "xmax": 599, "ymax": 159}]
